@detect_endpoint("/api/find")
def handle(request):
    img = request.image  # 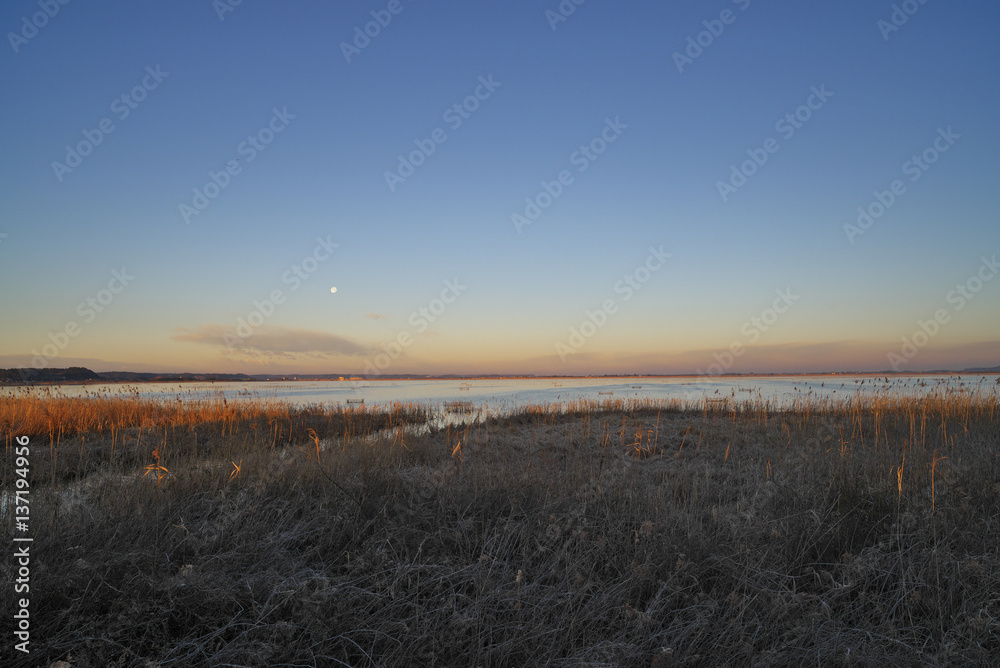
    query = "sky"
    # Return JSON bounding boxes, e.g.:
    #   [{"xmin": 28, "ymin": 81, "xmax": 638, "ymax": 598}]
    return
[{"xmin": 1, "ymin": 0, "xmax": 998, "ymax": 376}]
